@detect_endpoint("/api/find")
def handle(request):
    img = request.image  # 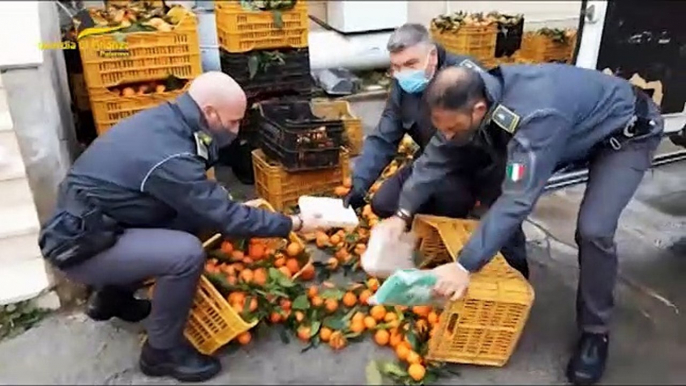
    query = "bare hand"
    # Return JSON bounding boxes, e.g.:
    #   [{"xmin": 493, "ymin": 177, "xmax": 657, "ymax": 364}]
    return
[
  {"xmin": 294, "ymin": 212, "xmax": 330, "ymax": 234},
  {"xmin": 432, "ymin": 262, "xmax": 470, "ymax": 301},
  {"xmin": 378, "ymin": 215, "xmax": 407, "ymax": 239}
]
